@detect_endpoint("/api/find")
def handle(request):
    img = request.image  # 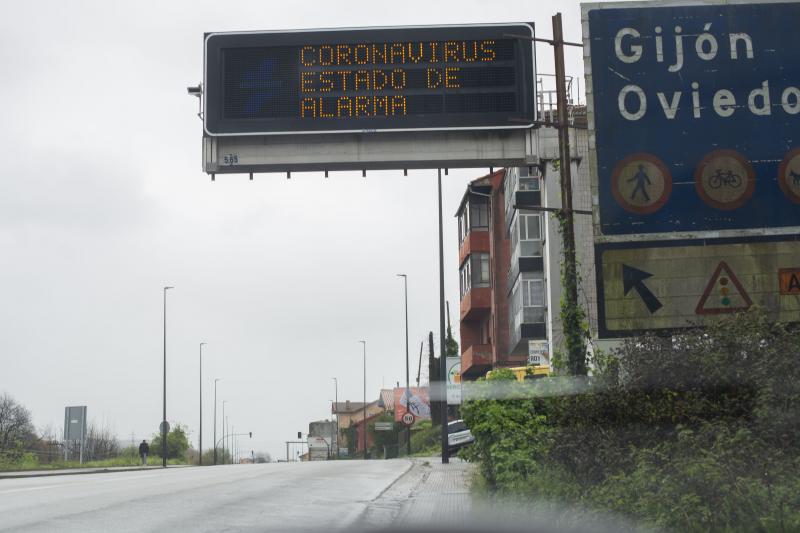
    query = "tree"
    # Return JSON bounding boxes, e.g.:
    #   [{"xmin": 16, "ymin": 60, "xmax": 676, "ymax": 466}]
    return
[
  {"xmin": 201, "ymin": 447, "xmax": 231, "ymax": 465},
  {"xmin": 445, "ymin": 320, "xmax": 459, "ymax": 357},
  {"xmin": 150, "ymin": 424, "xmax": 190, "ymax": 460},
  {"xmin": 0, "ymin": 393, "xmax": 35, "ymax": 459},
  {"xmin": 83, "ymin": 421, "xmax": 120, "ymax": 461},
  {"xmin": 368, "ymin": 414, "xmax": 400, "ymax": 458}
]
